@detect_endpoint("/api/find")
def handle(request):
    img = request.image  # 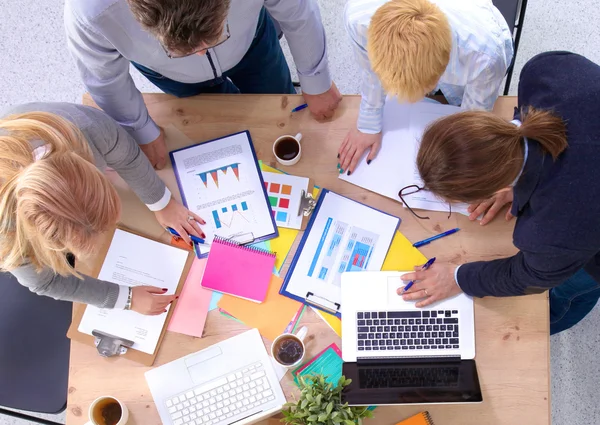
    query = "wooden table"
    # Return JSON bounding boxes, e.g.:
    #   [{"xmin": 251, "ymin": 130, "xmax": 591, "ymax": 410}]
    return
[{"xmin": 67, "ymin": 94, "xmax": 550, "ymax": 425}]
